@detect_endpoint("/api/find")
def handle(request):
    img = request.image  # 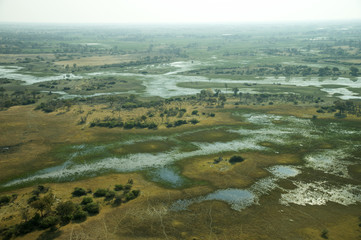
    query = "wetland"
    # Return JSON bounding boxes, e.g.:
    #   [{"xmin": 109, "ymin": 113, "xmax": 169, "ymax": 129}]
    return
[{"xmin": 0, "ymin": 22, "xmax": 360, "ymax": 240}]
